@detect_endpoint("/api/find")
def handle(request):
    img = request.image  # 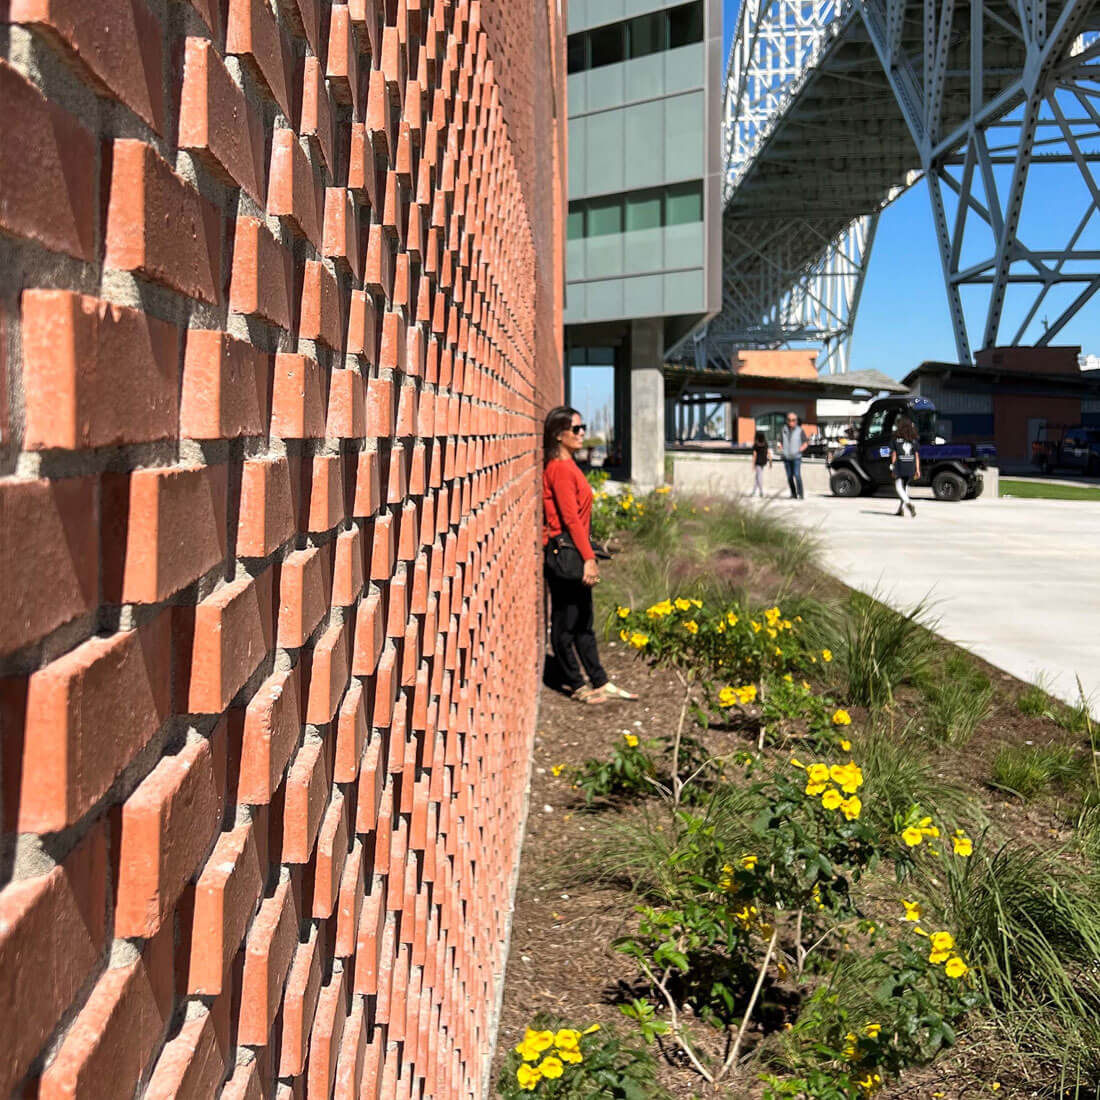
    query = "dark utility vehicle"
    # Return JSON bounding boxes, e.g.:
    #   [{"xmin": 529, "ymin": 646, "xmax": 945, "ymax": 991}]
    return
[
  {"xmin": 1032, "ymin": 425, "xmax": 1100, "ymax": 476},
  {"xmin": 828, "ymin": 396, "xmax": 987, "ymax": 501}
]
